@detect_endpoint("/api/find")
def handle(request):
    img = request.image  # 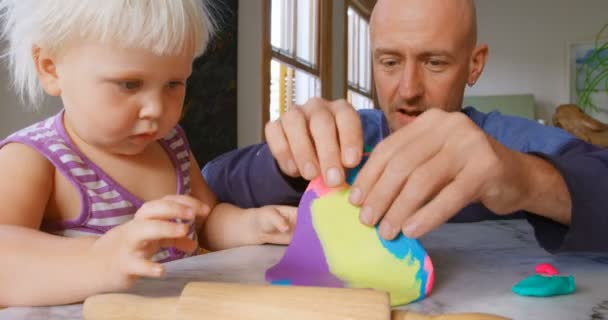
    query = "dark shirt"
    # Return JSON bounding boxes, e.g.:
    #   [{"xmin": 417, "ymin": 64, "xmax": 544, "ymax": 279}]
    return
[{"xmin": 203, "ymin": 107, "xmax": 608, "ymax": 253}]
